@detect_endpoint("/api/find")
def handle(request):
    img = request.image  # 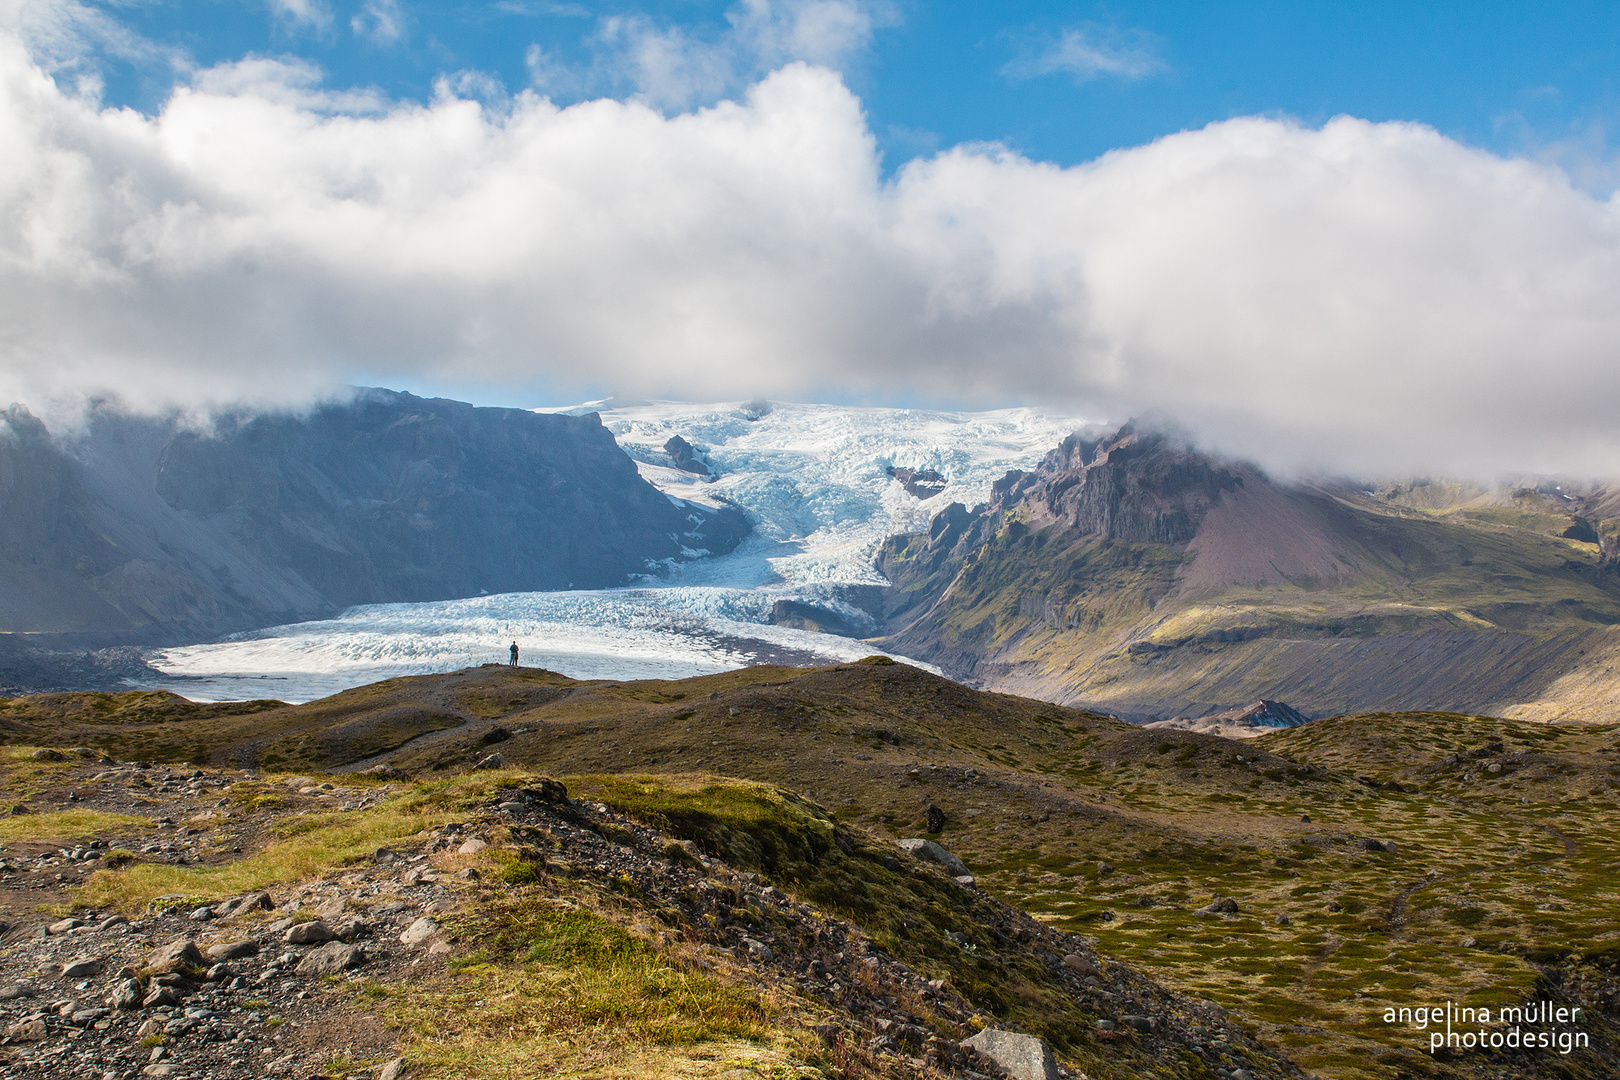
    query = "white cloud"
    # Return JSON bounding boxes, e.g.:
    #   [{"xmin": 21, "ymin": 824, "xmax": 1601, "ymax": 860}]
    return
[
  {"xmin": 5, "ymin": 29, "xmax": 1620, "ymax": 479},
  {"xmin": 565, "ymin": 0, "xmax": 892, "ymax": 111},
  {"xmin": 267, "ymin": 0, "xmax": 333, "ymax": 33},
  {"xmin": 351, "ymin": 0, "xmax": 406, "ymax": 46},
  {"xmin": 1003, "ymin": 25, "xmax": 1165, "ymax": 83}
]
